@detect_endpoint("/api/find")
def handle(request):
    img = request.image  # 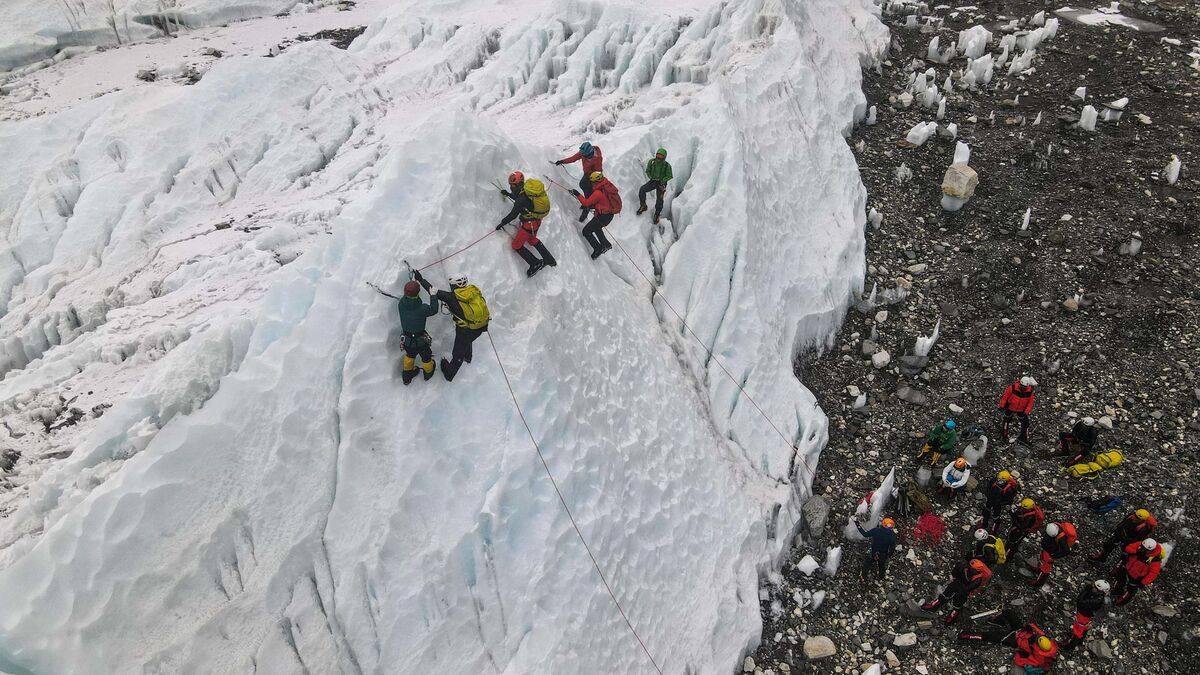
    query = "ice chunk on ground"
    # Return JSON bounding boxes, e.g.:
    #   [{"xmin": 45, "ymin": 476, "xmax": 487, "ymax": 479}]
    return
[
  {"xmin": 824, "ymin": 546, "xmax": 843, "ymax": 577},
  {"xmin": 797, "ymin": 555, "xmax": 822, "ymax": 576}
]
